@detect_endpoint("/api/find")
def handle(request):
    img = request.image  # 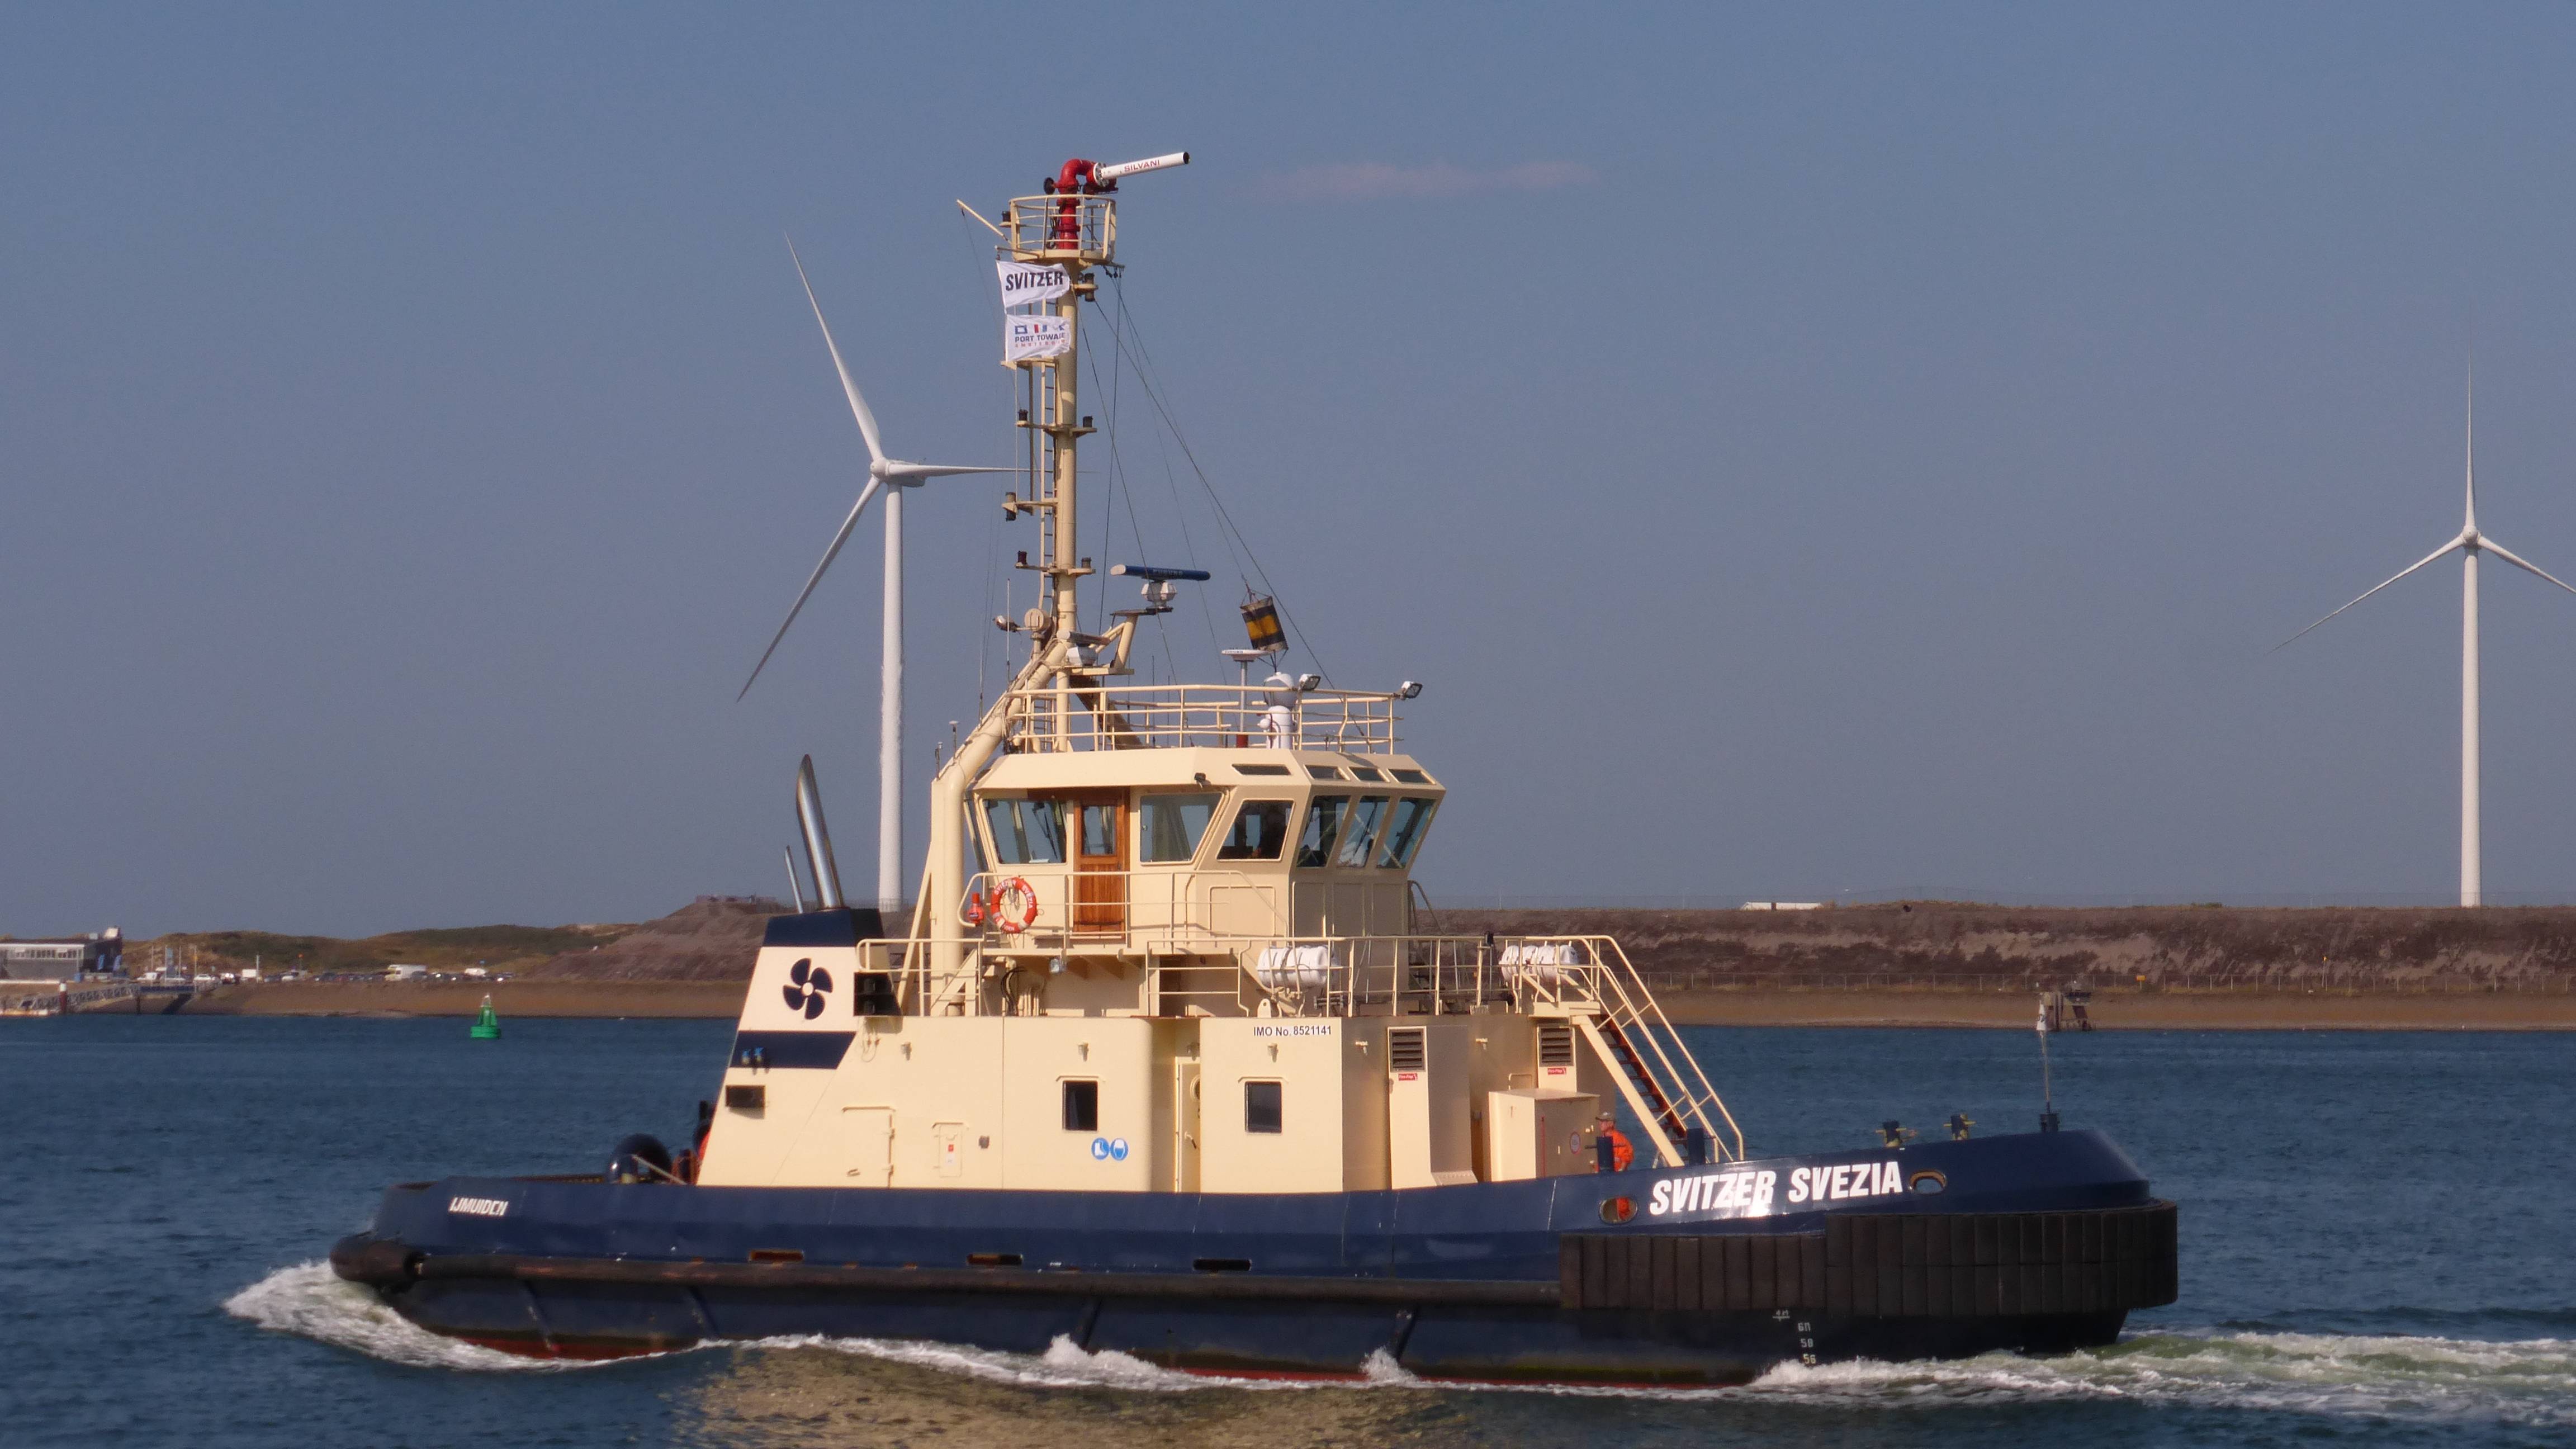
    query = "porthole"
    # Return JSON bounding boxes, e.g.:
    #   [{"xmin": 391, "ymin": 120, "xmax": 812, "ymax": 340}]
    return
[
  {"xmin": 1909, "ymin": 1169, "xmax": 1948, "ymax": 1195},
  {"xmin": 1599, "ymin": 1195, "xmax": 1637, "ymax": 1224}
]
